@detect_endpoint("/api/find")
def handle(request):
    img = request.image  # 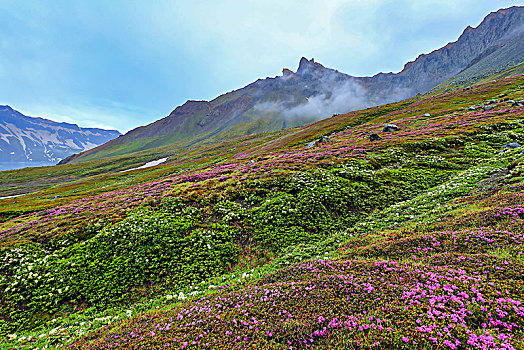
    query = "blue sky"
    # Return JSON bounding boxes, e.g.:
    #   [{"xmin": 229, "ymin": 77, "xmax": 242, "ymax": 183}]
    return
[{"xmin": 1, "ymin": 0, "xmax": 523, "ymax": 133}]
